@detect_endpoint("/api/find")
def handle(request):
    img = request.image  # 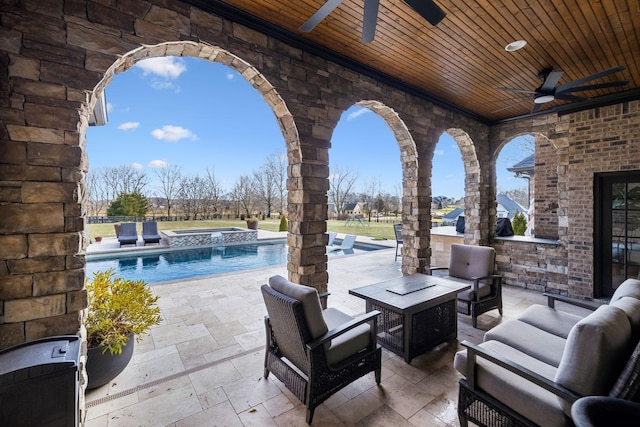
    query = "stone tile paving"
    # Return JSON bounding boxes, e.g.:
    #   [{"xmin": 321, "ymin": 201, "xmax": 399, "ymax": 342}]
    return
[{"xmin": 85, "ymin": 247, "xmax": 577, "ymax": 426}]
